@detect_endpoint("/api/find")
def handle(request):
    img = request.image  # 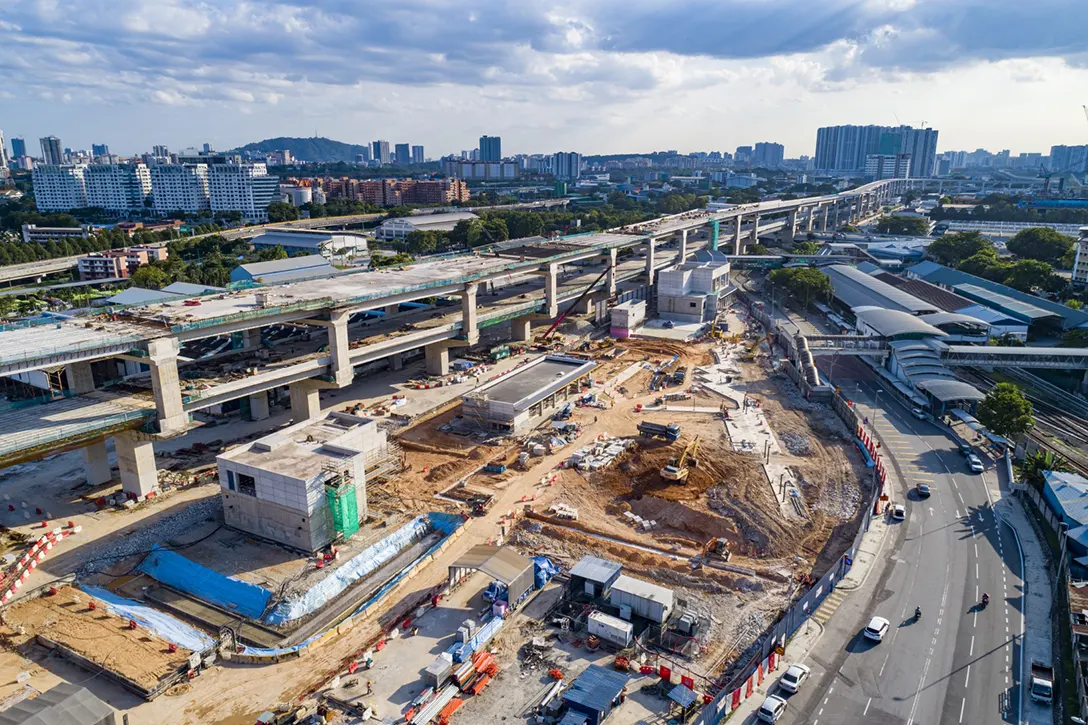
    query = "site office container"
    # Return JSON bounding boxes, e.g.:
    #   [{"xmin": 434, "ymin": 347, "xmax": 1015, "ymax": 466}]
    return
[
  {"xmin": 587, "ymin": 610, "xmax": 633, "ymax": 647},
  {"xmin": 607, "ymin": 574, "xmax": 674, "ymax": 624}
]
